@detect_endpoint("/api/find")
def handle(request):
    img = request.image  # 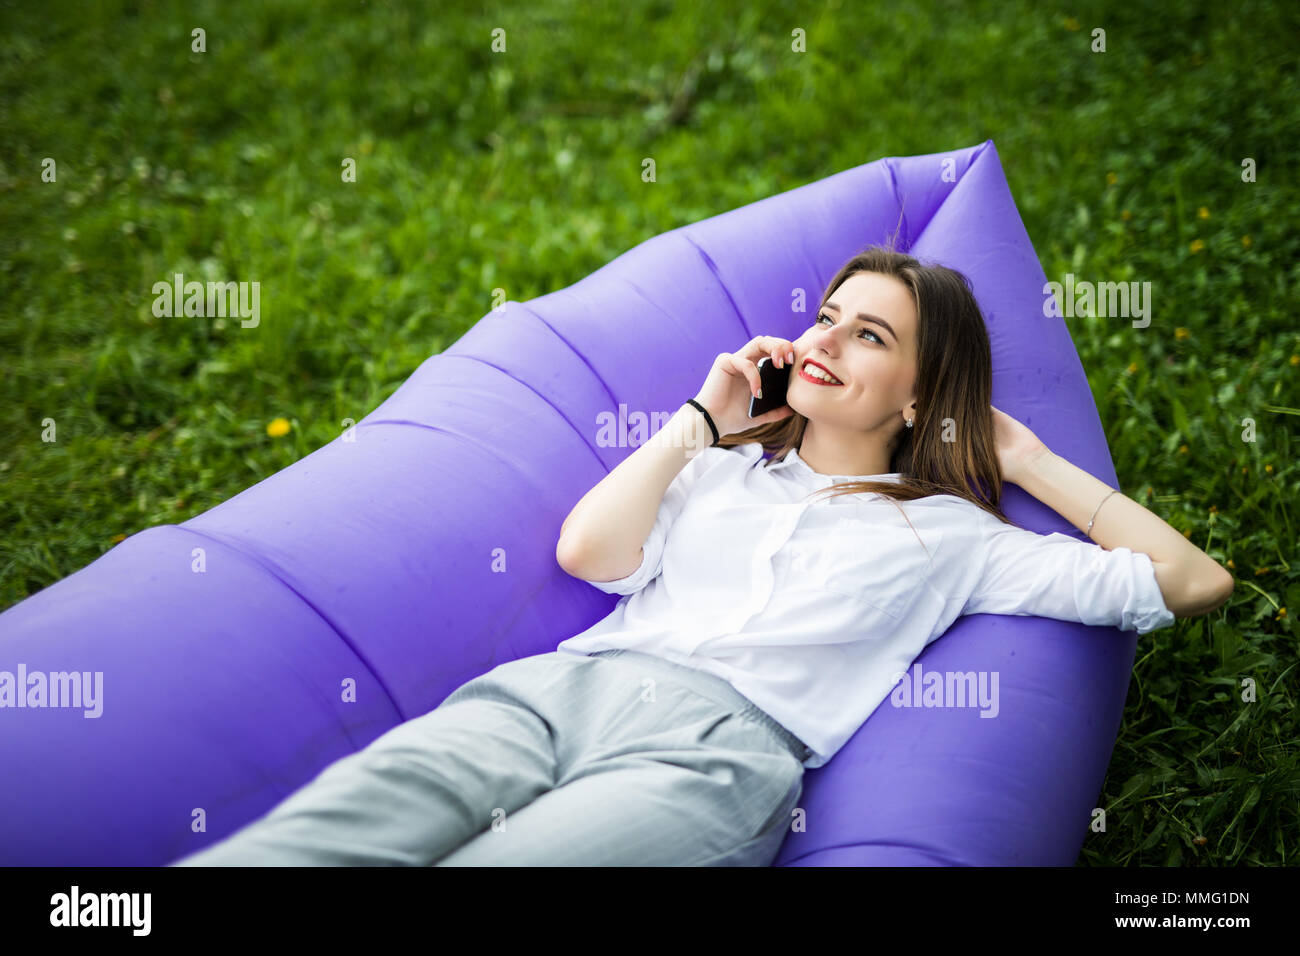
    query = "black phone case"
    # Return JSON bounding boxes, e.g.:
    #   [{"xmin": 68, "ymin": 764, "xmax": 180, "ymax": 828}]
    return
[{"xmin": 748, "ymin": 356, "xmax": 791, "ymax": 418}]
